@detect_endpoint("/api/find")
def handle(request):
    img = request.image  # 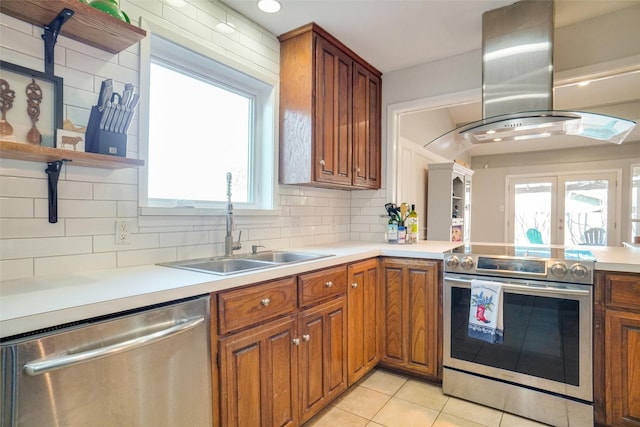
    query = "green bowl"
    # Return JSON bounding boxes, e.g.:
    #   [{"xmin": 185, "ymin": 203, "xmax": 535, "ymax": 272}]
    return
[{"xmin": 89, "ymin": 0, "xmax": 130, "ymax": 23}]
